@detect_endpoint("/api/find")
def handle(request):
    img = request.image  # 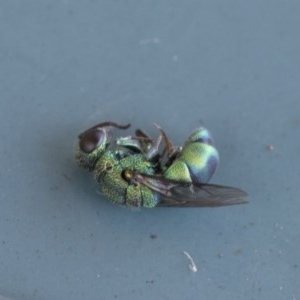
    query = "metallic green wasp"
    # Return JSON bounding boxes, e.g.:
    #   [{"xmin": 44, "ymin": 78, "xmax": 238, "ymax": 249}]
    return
[{"xmin": 75, "ymin": 121, "xmax": 247, "ymax": 208}]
